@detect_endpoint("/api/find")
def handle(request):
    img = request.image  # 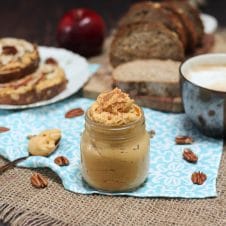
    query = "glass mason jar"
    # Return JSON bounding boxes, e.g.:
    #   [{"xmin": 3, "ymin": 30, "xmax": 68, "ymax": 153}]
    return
[{"xmin": 80, "ymin": 109, "xmax": 150, "ymax": 192}]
